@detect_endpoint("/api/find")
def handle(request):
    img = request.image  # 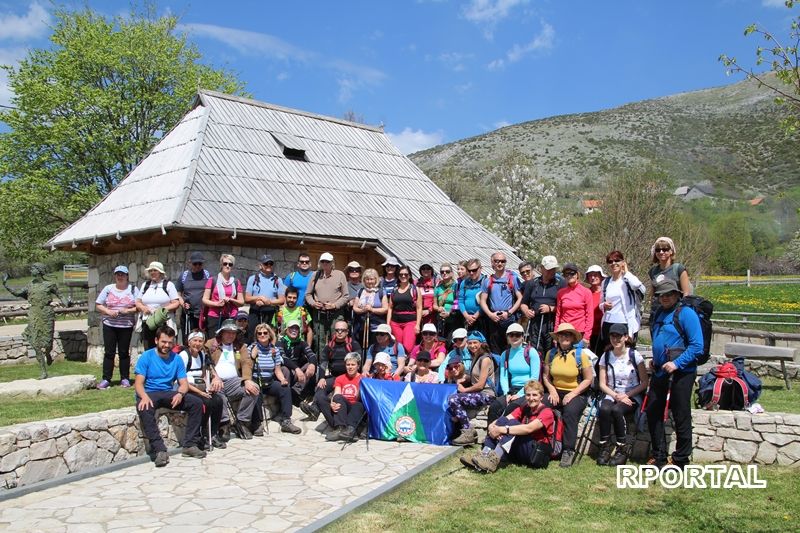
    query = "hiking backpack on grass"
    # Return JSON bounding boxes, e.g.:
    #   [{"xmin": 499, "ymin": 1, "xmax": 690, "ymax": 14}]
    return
[{"xmin": 696, "ymin": 357, "xmax": 761, "ymax": 410}]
